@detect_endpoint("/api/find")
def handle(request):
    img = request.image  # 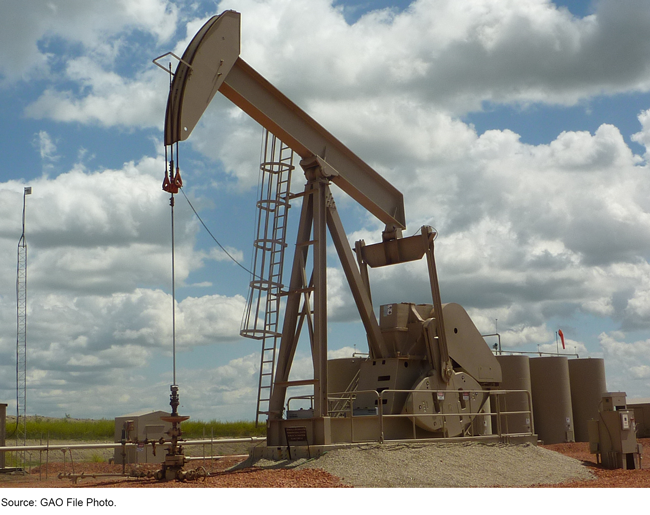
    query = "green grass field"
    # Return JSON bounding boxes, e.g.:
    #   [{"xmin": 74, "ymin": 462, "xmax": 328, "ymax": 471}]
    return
[{"xmin": 8, "ymin": 417, "xmax": 265, "ymax": 441}]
